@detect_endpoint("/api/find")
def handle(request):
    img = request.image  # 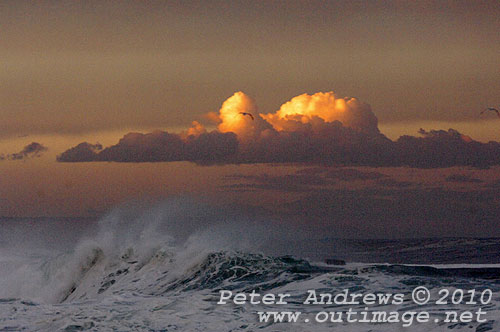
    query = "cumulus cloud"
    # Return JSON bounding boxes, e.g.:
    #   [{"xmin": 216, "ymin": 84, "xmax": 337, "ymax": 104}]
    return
[
  {"xmin": 2, "ymin": 142, "xmax": 48, "ymax": 161},
  {"xmin": 217, "ymin": 91, "xmax": 273, "ymax": 141},
  {"xmin": 58, "ymin": 91, "xmax": 500, "ymax": 168},
  {"xmin": 261, "ymin": 92, "xmax": 379, "ymax": 135}
]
